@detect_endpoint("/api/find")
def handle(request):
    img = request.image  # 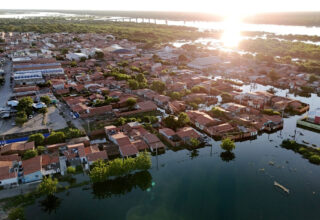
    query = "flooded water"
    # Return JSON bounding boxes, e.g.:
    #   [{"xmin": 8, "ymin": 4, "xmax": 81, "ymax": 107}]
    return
[{"xmin": 25, "ymin": 85, "xmax": 320, "ymax": 220}]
